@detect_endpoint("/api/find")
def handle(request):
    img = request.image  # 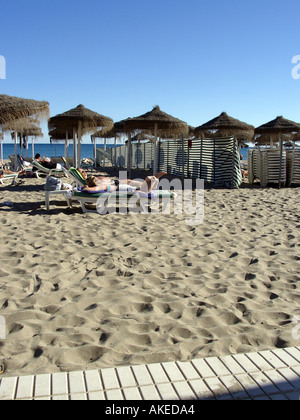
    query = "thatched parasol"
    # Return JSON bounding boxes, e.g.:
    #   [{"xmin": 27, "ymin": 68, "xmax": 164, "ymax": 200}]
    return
[
  {"xmin": 10, "ymin": 123, "xmax": 43, "ymax": 160},
  {"xmin": 49, "ymin": 128, "xmax": 73, "ymax": 141},
  {"xmin": 122, "ymin": 106, "xmax": 188, "ymax": 174},
  {"xmin": 0, "ymin": 132, "xmax": 3, "ymax": 164},
  {"xmin": 48, "ymin": 104, "xmax": 114, "ymax": 167},
  {"xmin": 123, "ymin": 106, "xmax": 188, "ymax": 135},
  {"xmin": 255, "ymin": 116, "xmax": 300, "ymax": 187},
  {"xmin": 194, "ymin": 112, "xmax": 255, "ymax": 144},
  {"xmin": 255, "ymin": 116, "xmax": 300, "ymax": 137},
  {"xmin": 92, "ymin": 122, "xmax": 128, "ymax": 169},
  {"xmin": 0, "ymin": 94, "xmax": 49, "ymax": 125},
  {"xmin": 92, "ymin": 128, "xmax": 121, "ymax": 168},
  {"xmin": 3, "ymin": 116, "xmax": 40, "ymax": 131},
  {"xmin": 49, "ymin": 128, "xmax": 74, "ymax": 162},
  {"xmin": 130, "ymin": 130, "xmax": 153, "ymax": 142},
  {"xmin": 48, "ymin": 104, "xmax": 113, "ymax": 134},
  {"xmin": 2, "ymin": 115, "xmax": 45, "ymax": 164},
  {"xmin": 17, "ymin": 125, "xmax": 43, "ymax": 159},
  {"xmin": 22, "ymin": 126, "xmax": 43, "ymax": 137}
]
